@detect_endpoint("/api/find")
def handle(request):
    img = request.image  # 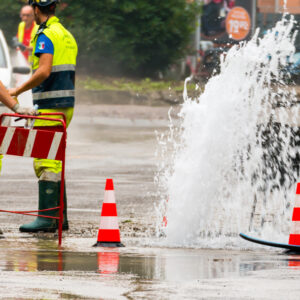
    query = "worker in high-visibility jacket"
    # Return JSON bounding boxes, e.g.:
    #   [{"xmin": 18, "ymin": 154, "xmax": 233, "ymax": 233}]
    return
[
  {"xmin": 9, "ymin": 0, "xmax": 78, "ymax": 233},
  {"xmin": 17, "ymin": 5, "xmax": 38, "ymax": 63}
]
